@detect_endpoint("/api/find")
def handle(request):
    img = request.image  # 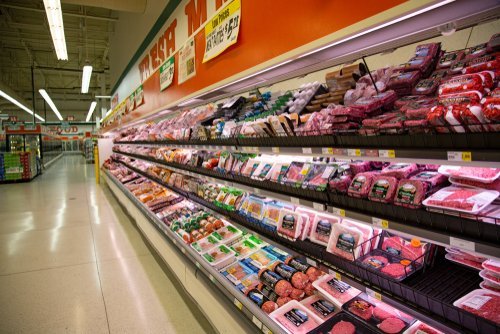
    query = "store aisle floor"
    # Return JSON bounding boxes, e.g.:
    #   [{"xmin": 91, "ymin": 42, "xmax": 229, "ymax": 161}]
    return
[{"xmin": 0, "ymin": 156, "xmax": 216, "ymax": 334}]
